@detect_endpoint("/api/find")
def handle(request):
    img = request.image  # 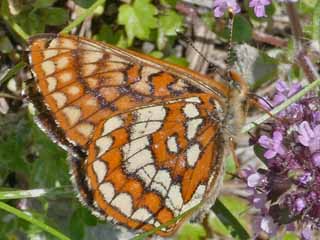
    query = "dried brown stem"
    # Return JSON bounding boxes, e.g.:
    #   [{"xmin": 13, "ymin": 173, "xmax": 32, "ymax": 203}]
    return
[{"xmin": 252, "ymin": 31, "xmax": 288, "ymax": 48}]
